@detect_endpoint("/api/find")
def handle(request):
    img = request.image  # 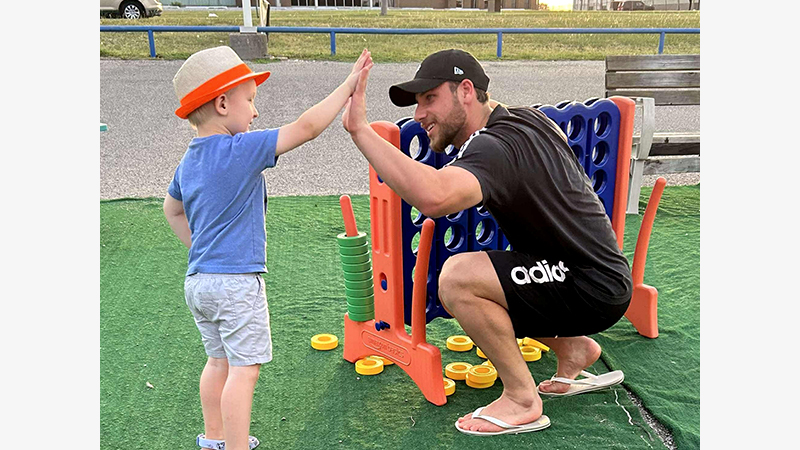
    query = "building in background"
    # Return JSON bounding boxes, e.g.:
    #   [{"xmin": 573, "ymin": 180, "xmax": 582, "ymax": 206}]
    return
[
  {"xmin": 573, "ymin": 0, "xmax": 700, "ymax": 10},
  {"xmin": 171, "ymin": 0, "xmax": 697, "ymax": 9},
  {"xmin": 173, "ymin": 0, "xmax": 542, "ymax": 9}
]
